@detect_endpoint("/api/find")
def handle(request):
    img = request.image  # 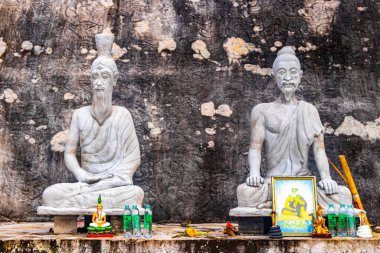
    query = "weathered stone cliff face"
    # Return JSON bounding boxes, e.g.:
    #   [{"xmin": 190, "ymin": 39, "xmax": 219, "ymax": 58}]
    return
[{"xmin": 0, "ymin": 0, "xmax": 378, "ymax": 223}]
